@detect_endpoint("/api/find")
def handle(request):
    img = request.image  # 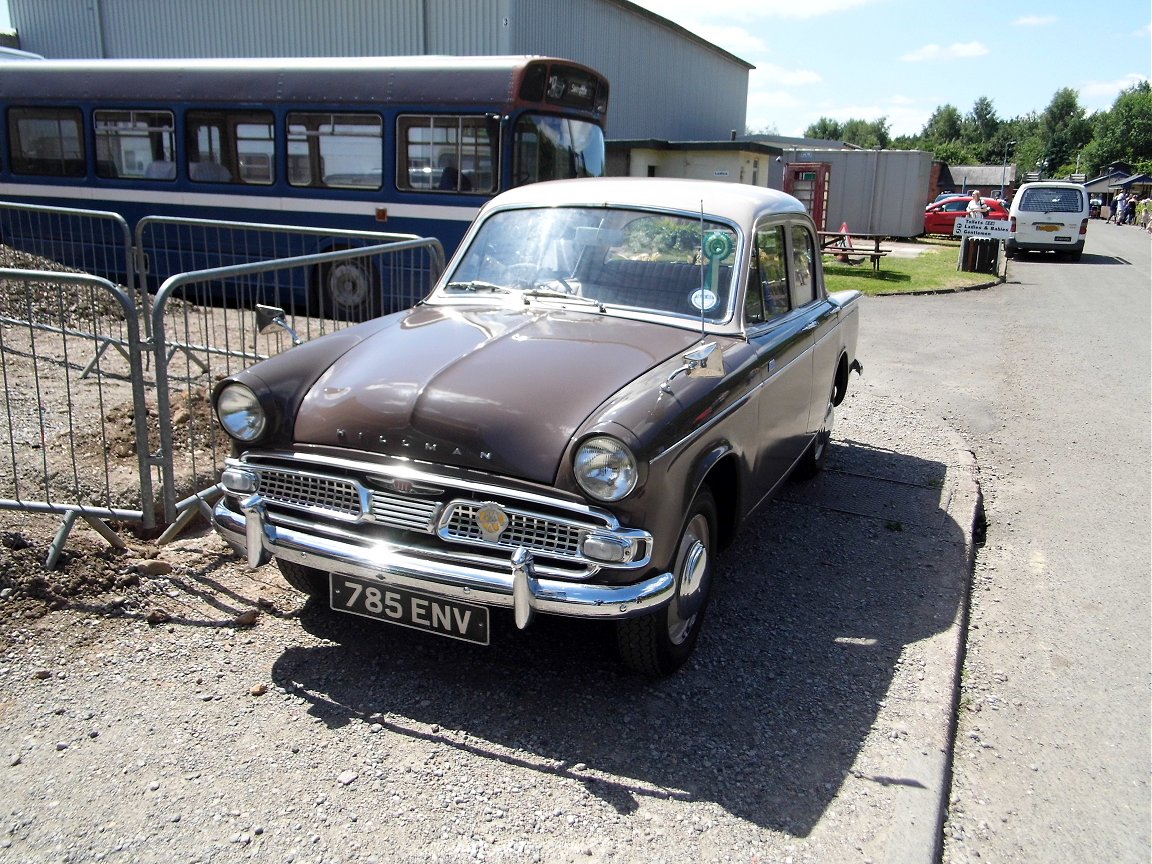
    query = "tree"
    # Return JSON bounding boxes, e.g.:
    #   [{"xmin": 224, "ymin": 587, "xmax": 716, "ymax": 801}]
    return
[
  {"xmin": 963, "ymin": 97, "xmax": 1002, "ymax": 162},
  {"xmin": 922, "ymin": 105, "xmax": 963, "ymax": 145},
  {"xmin": 1039, "ymin": 88, "xmax": 1093, "ymax": 172},
  {"xmin": 1086, "ymin": 82, "xmax": 1152, "ymax": 175},
  {"xmin": 804, "ymin": 117, "xmax": 843, "ymax": 141}
]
